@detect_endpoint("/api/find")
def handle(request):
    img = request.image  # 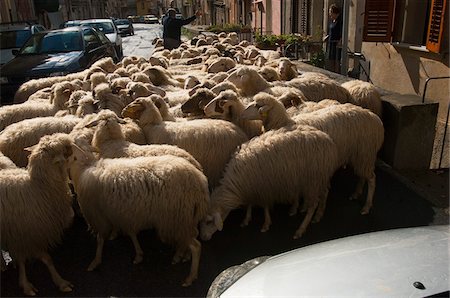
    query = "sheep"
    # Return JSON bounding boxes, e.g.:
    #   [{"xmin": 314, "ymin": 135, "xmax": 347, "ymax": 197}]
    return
[
  {"xmin": 142, "ymin": 65, "xmax": 181, "ymax": 87},
  {"xmin": 206, "ymin": 57, "xmax": 236, "ymax": 73},
  {"xmin": 293, "ymin": 102, "xmax": 384, "ymax": 214},
  {"xmin": 204, "ymin": 90, "xmax": 263, "ymax": 138},
  {"xmin": 0, "ymin": 151, "xmax": 16, "ymax": 170},
  {"xmin": 210, "ymin": 81, "xmax": 239, "ymax": 95},
  {"xmin": 278, "ymin": 58, "xmax": 298, "ymax": 81},
  {"xmin": 88, "ymin": 110, "xmax": 202, "ymax": 171},
  {"xmin": 149, "ymin": 56, "xmax": 169, "ymax": 69},
  {"xmin": 127, "ymin": 81, "xmax": 167, "ymax": 99},
  {"xmin": 0, "ymin": 115, "xmax": 80, "ymax": 167},
  {"xmin": 113, "ymin": 67, "xmax": 130, "ymax": 77},
  {"xmin": 93, "ymin": 83, "xmax": 126, "ymax": 116},
  {"xmin": 89, "ymin": 72, "xmax": 108, "ymax": 90},
  {"xmin": 209, "ymin": 72, "xmax": 229, "ymax": 83},
  {"xmin": 149, "ymin": 94, "xmax": 177, "ymax": 121},
  {"xmin": 341, "ymin": 80, "xmax": 383, "ymax": 117},
  {"xmin": 122, "ymin": 97, "xmax": 249, "ymax": 188},
  {"xmin": 90, "ymin": 57, "xmax": 117, "ymax": 73},
  {"xmin": 69, "ymin": 112, "xmax": 147, "ymax": 146},
  {"xmin": 258, "ymin": 66, "xmax": 281, "ymax": 82},
  {"xmin": 286, "ymin": 73, "xmax": 353, "ymax": 104},
  {"xmin": 131, "ymin": 72, "xmax": 152, "ymax": 84},
  {"xmin": 0, "ymin": 133, "xmax": 75, "ymax": 295},
  {"xmin": 75, "ymin": 96, "xmax": 97, "ymax": 117},
  {"xmin": 184, "ymin": 76, "xmax": 201, "ymax": 89},
  {"xmin": 199, "ymin": 99, "xmax": 338, "ymax": 240},
  {"xmin": 254, "ymin": 55, "xmax": 267, "ymax": 67},
  {"xmin": 68, "ymin": 139, "xmax": 209, "ymax": 287},
  {"xmin": 0, "ymin": 82, "xmax": 75, "ymax": 131},
  {"xmin": 181, "ymin": 88, "xmax": 217, "ymax": 117},
  {"xmin": 110, "ymin": 77, "xmax": 133, "ymax": 93}
]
